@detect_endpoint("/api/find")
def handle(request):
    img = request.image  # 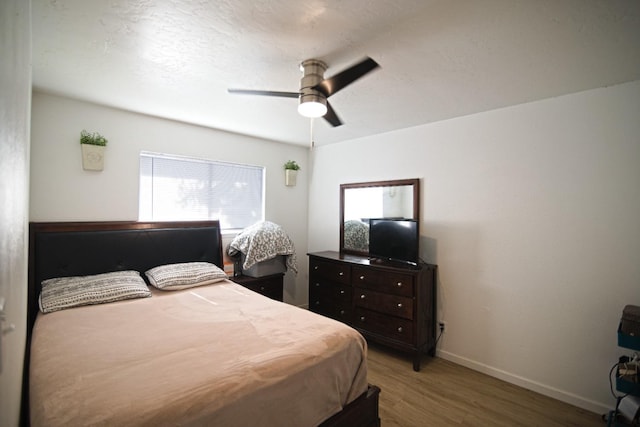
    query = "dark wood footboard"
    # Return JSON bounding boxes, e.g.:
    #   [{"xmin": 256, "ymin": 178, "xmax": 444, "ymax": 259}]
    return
[{"xmin": 319, "ymin": 385, "xmax": 381, "ymax": 427}]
